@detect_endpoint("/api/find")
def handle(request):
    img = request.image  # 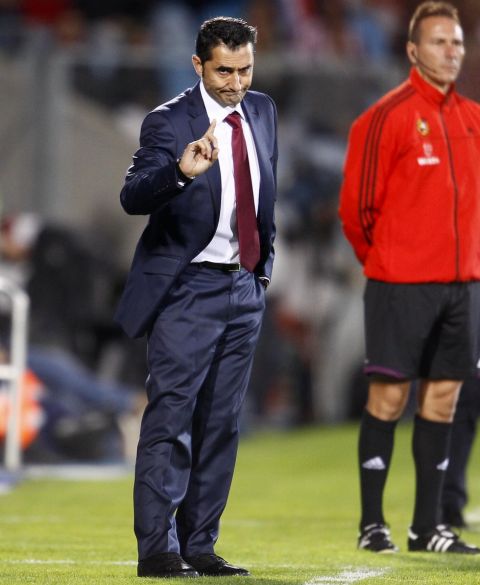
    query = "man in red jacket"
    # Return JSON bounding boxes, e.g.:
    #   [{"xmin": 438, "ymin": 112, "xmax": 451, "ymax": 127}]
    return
[{"xmin": 339, "ymin": 1, "xmax": 480, "ymax": 554}]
